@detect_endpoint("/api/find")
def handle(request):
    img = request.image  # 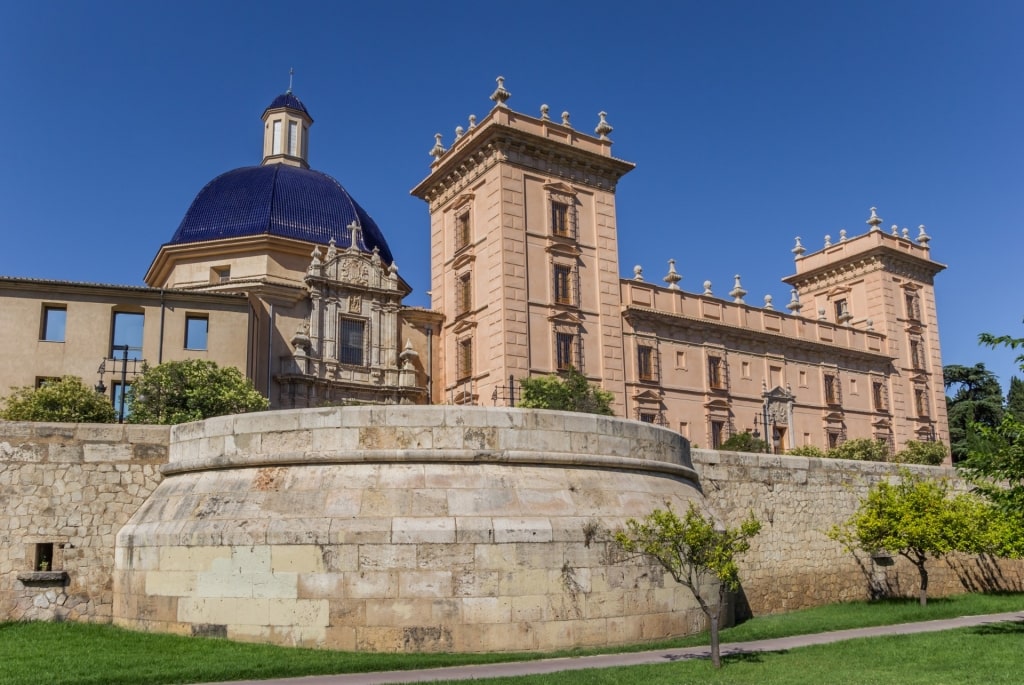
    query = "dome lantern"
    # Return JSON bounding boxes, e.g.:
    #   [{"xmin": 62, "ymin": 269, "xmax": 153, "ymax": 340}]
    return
[{"xmin": 261, "ymin": 82, "xmax": 313, "ymax": 169}]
